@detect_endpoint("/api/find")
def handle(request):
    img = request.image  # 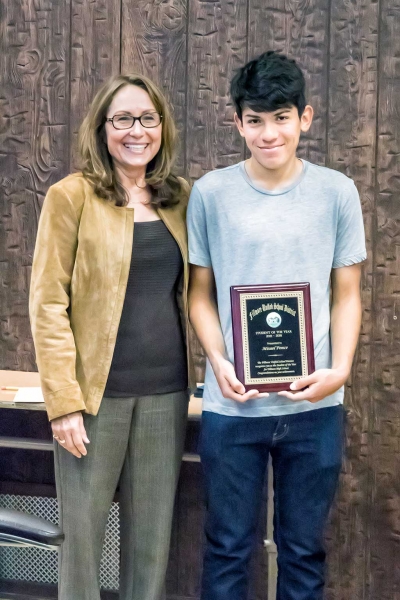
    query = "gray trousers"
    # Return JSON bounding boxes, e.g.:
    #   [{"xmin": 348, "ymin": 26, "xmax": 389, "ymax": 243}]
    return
[{"xmin": 54, "ymin": 391, "xmax": 189, "ymax": 600}]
